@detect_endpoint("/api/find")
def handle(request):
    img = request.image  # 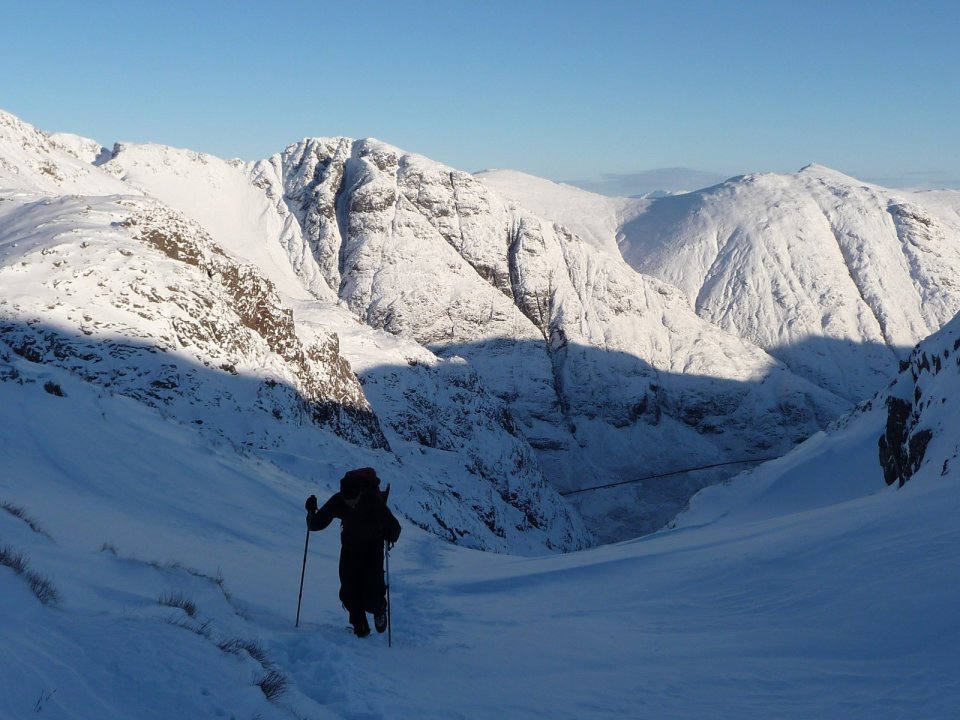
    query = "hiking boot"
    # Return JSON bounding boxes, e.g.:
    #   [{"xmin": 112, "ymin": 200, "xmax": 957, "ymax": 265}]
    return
[
  {"xmin": 374, "ymin": 608, "xmax": 388, "ymax": 634},
  {"xmin": 350, "ymin": 611, "xmax": 370, "ymax": 638}
]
